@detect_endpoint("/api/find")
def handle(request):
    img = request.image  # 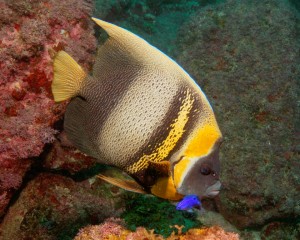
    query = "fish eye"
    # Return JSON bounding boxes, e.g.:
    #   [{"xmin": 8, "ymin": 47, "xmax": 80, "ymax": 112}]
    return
[{"xmin": 200, "ymin": 164, "xmax": 212, "ymax": 175}]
